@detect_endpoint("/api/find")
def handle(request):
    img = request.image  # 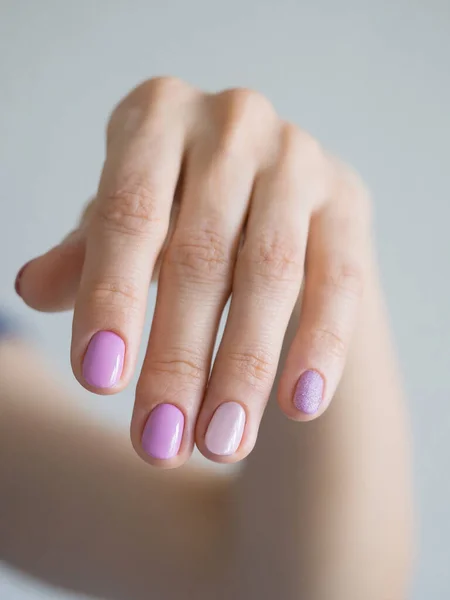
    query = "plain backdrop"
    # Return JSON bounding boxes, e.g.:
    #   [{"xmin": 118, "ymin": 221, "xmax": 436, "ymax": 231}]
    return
[{"xmin": 0, "ymin": 1, "xmax": 449, "ymax": 598}]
